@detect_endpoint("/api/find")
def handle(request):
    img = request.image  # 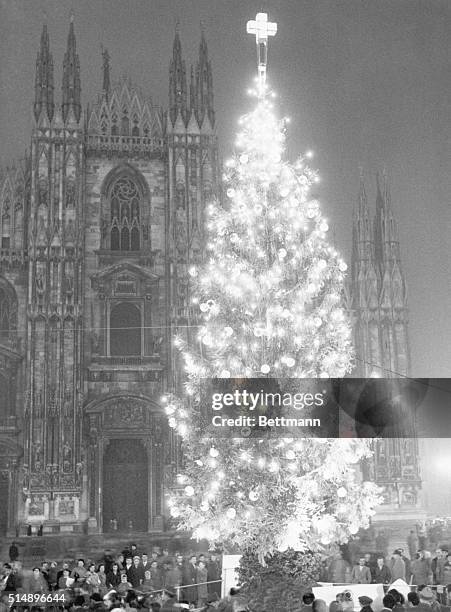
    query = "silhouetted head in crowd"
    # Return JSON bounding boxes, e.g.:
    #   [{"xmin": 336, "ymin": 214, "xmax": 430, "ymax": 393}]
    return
[
  {"xmin": 382, "ymin": 594, "xmax": 396, "ymax": 610},
  {"xmin": 303, "ymin": 593, "xmax": 315, "ymax": 605},
  {"xmin": 407, "ymin": 593, "xmax": 420, "ymax": 607}
]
